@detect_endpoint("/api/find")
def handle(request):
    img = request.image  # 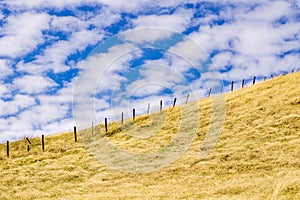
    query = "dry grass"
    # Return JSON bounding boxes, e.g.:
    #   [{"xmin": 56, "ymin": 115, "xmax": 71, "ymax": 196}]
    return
[{"xmin": 0, "ymin": 73, "xmax": 299, "ymax": 199}]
